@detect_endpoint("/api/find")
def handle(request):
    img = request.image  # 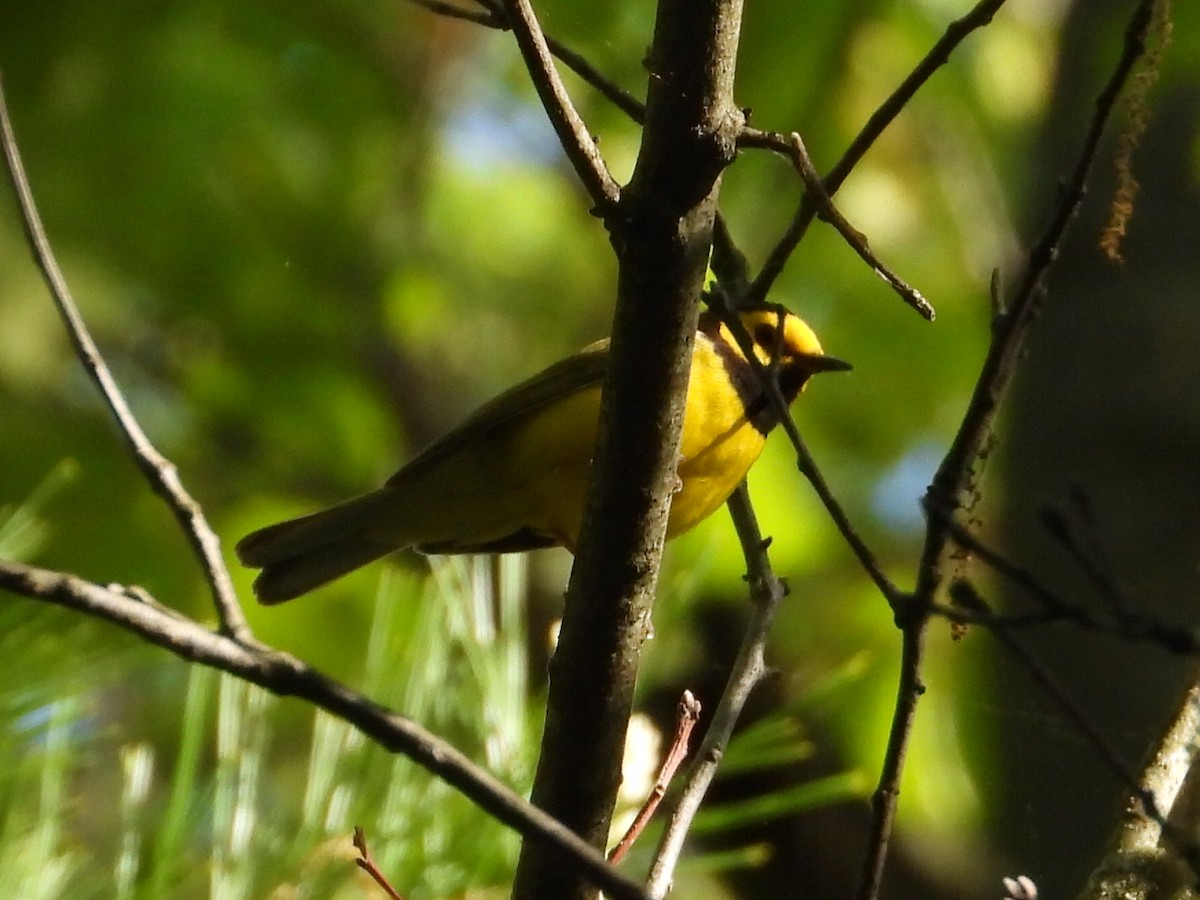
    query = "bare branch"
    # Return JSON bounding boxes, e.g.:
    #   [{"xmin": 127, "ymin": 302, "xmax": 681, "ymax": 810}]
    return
[
  {"xmin": 953, "ymin": 584, "xmax": 1188, "ymax": 845},
  {"xmin": 413, "ymin": 0, "xmax": 649, "ymax": 122},
  {"xmin": 408, "ymin": 0, "xmax": 500, "ymax": 26},
  {"xmin": 856, "ymin": 6, "xmax": 1166, "ymax": 896},
  {"xmin": 512, "ymin": 0, "xmax": 745, "ymax": 895},
  {"xmin": 646, "ymin": 482, "xmax": 788, "ymax": 895},
  {"xmin": 0, "ymin": 559, "xmax": 653, "ymax": 900},
  {"xmin": 711, "ymin": 302, "xmax": 901, "ymax": 603},
  {"xmin": 924, "ymin": 504, "xmax": 1200, "ymax": 654},
  {"xmin": 854, "ymin": 618, "xmax": 926, "ymax": 900},
  {"xmin": 0, "ymin": 74, "xmax": 254, "ymax": 646},
  {"xmin": 353, "ymin": 827, "xmax": 407, "ymax": 900},
  {"xmin": 412, "ymin": 0, "xmax": 751, "ymax": 351},
  {"xmin": 921, "ymin": 0, "xmax": 1162, "ymax": 585},
  {"xmin": 932, "ymin": 582, "xmax": 1200, "ymax": 893},
  {"xmin": 746, "ymin": 0, "xmax": 1011, "ymax": 306},
  {"xmin": 1104, "ymin": 681, "xmax": 1200, "ymax": 869},
  {"xmin": 498, "ymin": 0, "xmax": 620, "ymax": 208},
  {"xmin": 467, "ymin": 0, "xmax": 648, "ymax": 123},
  {"xmin": 785, "ymin": 132, "xmax": 935, "ymax": 321}
]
